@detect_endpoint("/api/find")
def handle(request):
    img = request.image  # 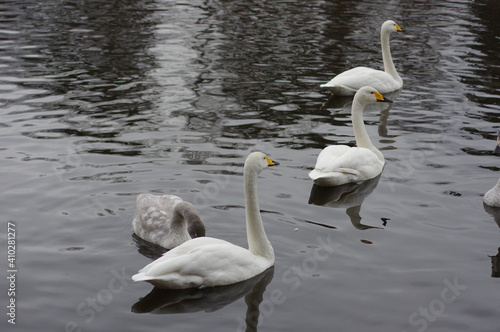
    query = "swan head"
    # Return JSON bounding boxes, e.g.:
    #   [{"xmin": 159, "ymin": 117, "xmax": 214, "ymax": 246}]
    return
[
  {"xmin": 244, "ymin": 152, "xmax": 280, "ymax": 174},
  {"xmin": 174, "ymin": 201, "xmax": 206, "ymax": 237},
  {"xmin": 382, "ymin": 20, "xmax": 403, "ymax": 34},
  {"xmin": 355, "ymin": 86, "xmax": 393, "ymax": 105}
]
